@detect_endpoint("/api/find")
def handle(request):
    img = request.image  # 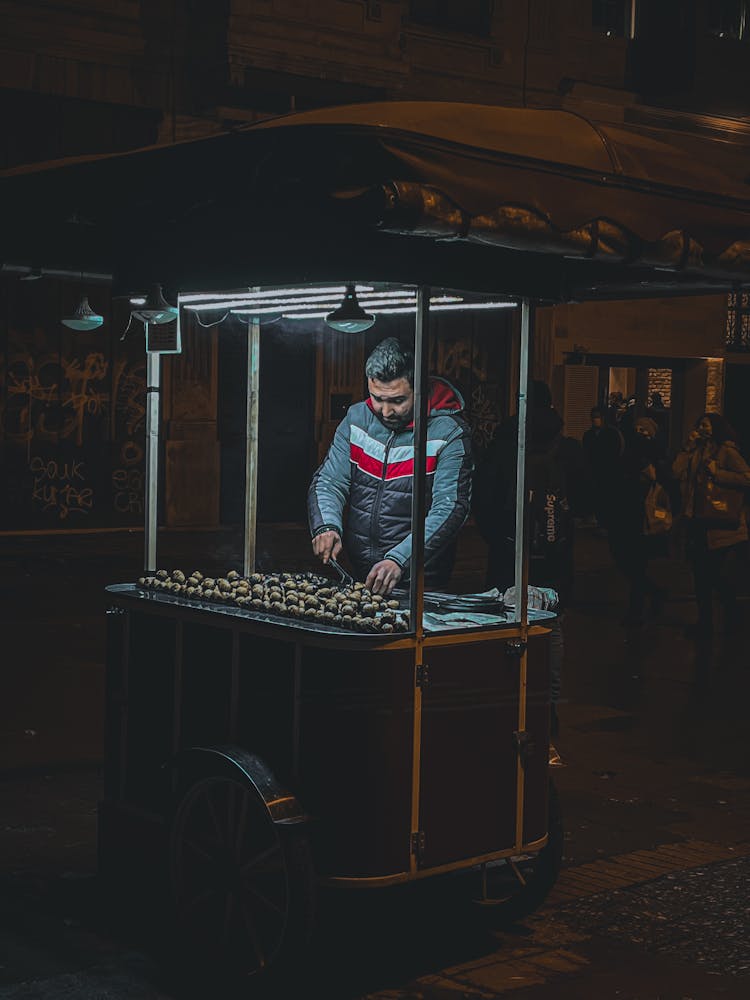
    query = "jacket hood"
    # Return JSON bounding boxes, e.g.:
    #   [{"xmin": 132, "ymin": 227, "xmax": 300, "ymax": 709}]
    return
[{"xmin": 427, "ymin": 376, "xmax": 465, "ymax": 416}]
